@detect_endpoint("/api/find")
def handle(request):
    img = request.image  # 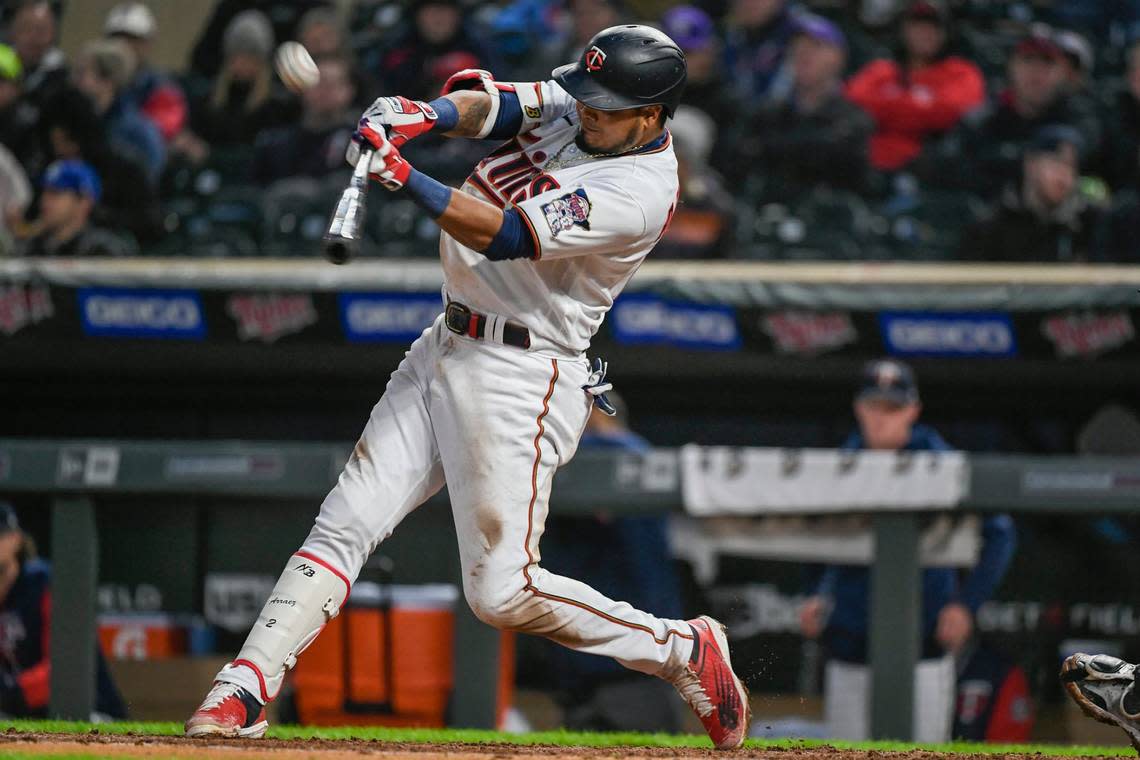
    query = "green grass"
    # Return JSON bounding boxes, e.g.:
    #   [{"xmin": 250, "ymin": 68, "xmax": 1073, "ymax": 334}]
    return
[{"xmin": 0, "ymin": 720, "xmax": 1131, "ymax": 756}]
